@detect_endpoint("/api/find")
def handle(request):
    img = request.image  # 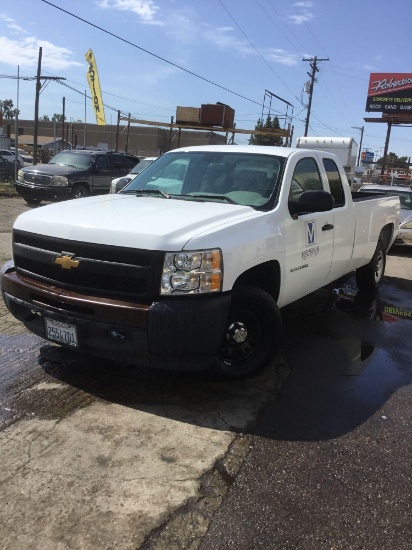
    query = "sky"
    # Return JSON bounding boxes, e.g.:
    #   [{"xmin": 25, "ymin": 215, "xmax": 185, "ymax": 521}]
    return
[{"xmin": 1, "ymin": 0, "xmax": 411, "ymax": 161}]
